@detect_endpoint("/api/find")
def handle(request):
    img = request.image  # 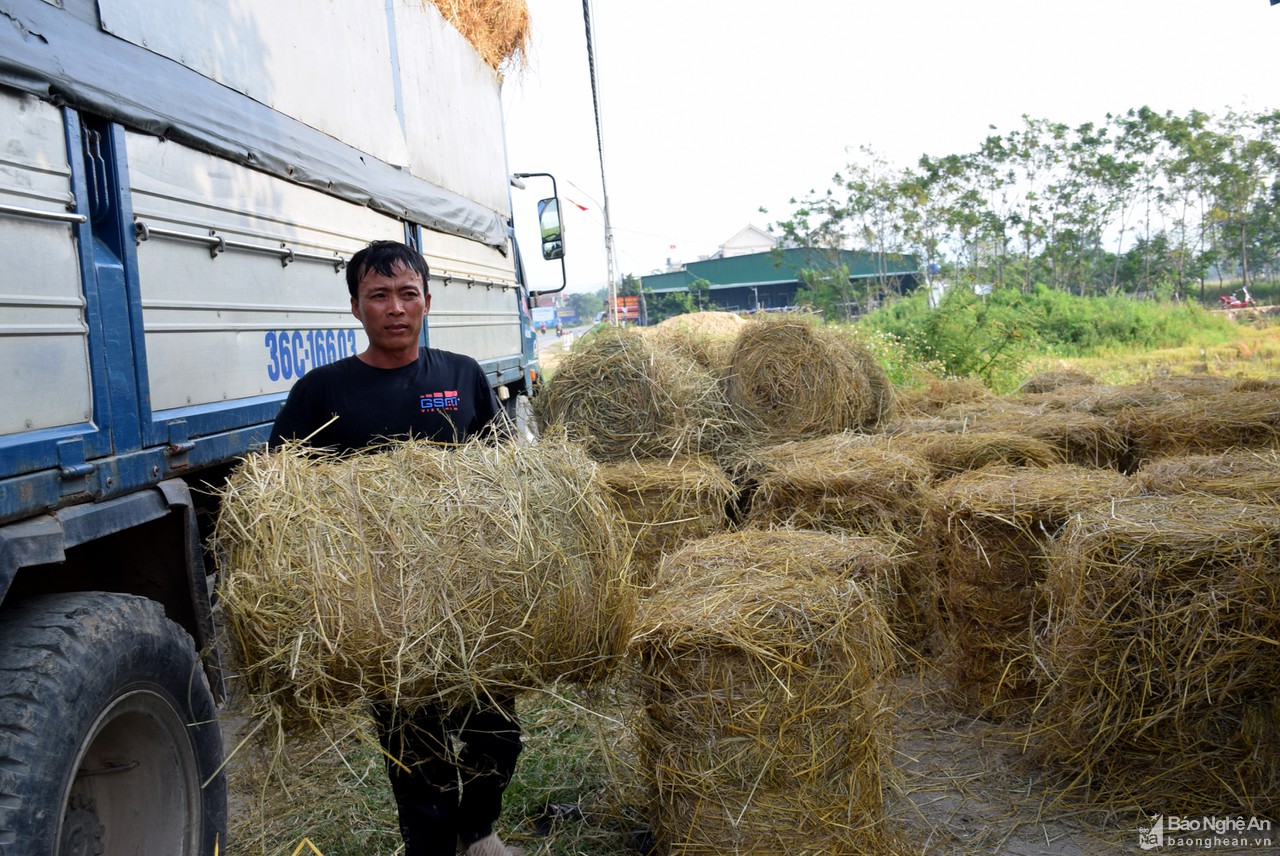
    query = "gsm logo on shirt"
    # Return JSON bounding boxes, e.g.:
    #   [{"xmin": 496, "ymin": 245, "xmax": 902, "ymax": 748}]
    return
[{"xmin": 420, "ymin": 390, "xmax": 460, "ymax": 411}]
